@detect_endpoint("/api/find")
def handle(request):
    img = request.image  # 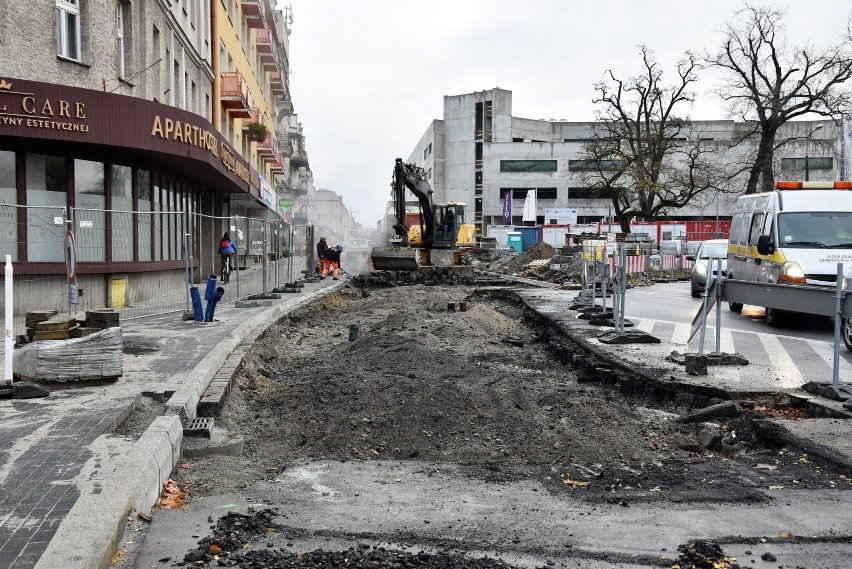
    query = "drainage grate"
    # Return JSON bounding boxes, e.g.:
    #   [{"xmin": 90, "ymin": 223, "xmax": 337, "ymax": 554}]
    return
[{"xmin": 184, "ymin": 417, "xmax": 214, "ymax": 438}]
